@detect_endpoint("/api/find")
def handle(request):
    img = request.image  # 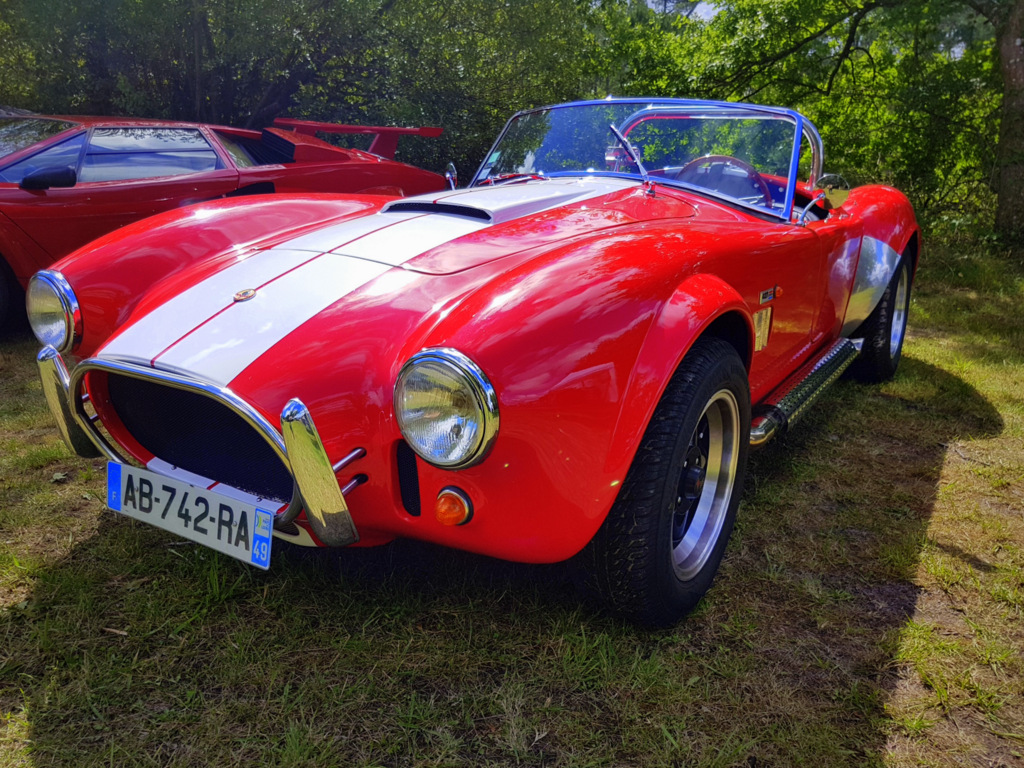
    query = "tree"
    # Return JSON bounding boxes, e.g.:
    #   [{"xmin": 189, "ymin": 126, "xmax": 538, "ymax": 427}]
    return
[
  {"xmin": 964, "ymin": 0, "xmax": 1024, "ymax": 239},
  {"xmin": 611, "ymin": 0, "xmax": 1004, "ymax": 233}
]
